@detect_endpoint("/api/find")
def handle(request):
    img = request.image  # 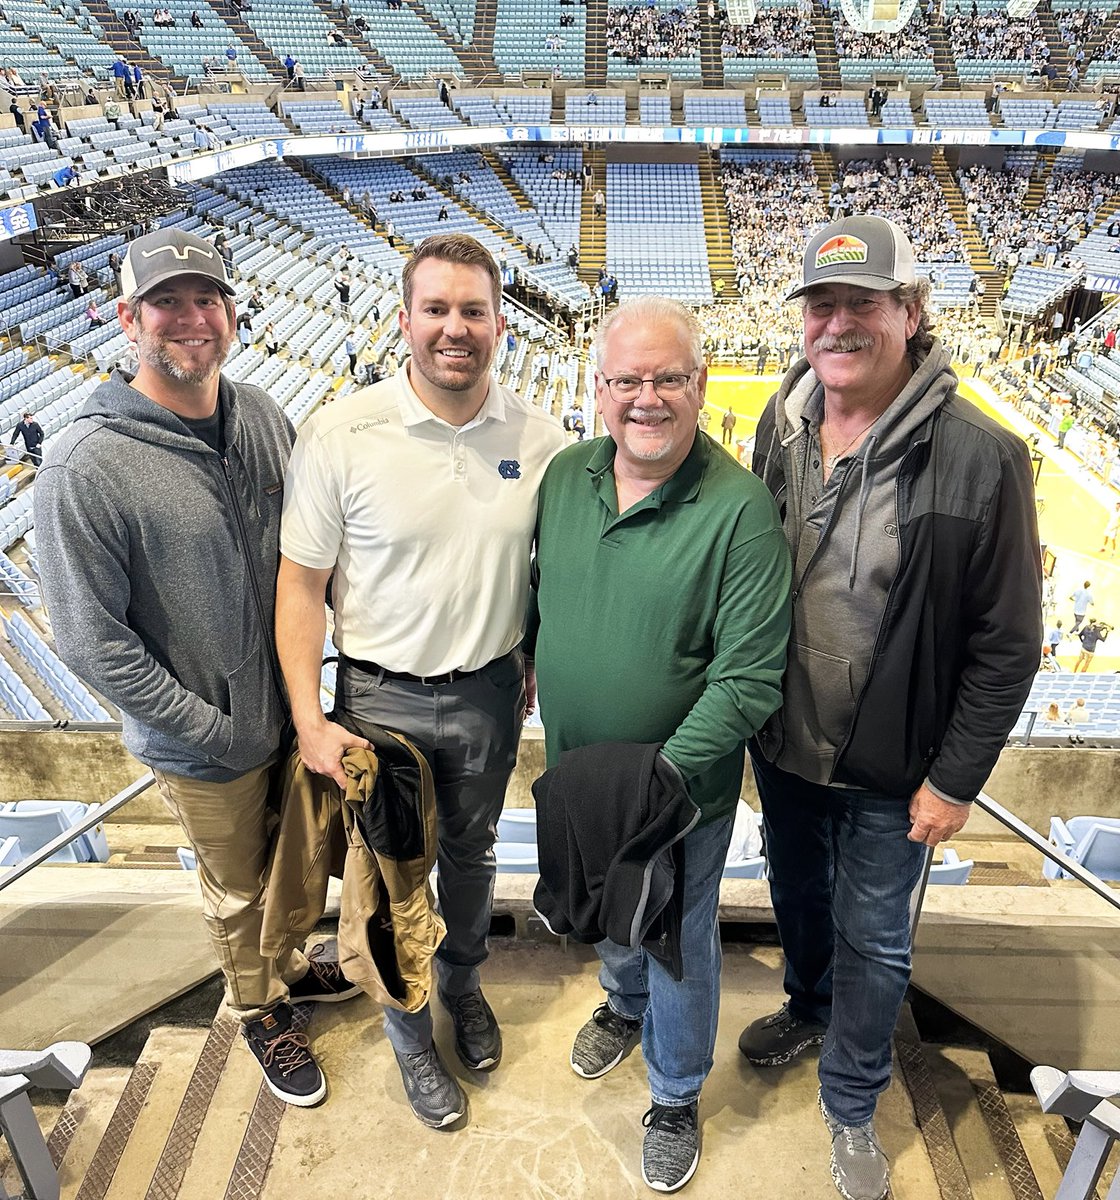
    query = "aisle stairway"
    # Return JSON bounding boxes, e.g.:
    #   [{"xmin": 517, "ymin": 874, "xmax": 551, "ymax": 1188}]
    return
[
  {"xmin": 306, "ymin": 0, "xmax": 395, "ymax": 78},
  {"xmin": 699, "ymin": 1, "xmax": 725, "ymax": 88},
  {"xmin": 577, "ymin": 147, "xmax": 607, "ymax": 286},
  {"xmin": 584, "ymin": 0, "xmax": 608, "ymax": 88},
  {"xmin": 811, "ymin": 1, "xmax": 840, "ymax": 91},
  {"xmin": 80, "ymin": 0, "xmax": 179, "ymax": 88},
  {"xmin": 699, "ymin": 150, "xmax": 739, "ymax": 299},
  {"xmin": 208, "ymin": 0, "xmax": 288, "ymax": 78},
  {"xmin": 928, "ymin": 11, "xmax": 961, "ymax": 91},
  {"xmin": 1035, "ymin": 0, "xmax": 1069, "ymax": 80},
  {"xmin": 5, "ymin": 943, "xmax": 1111, "ymax": 1200},
  {"xmin": 406, "ymin": 0, "xmax": 499, "ymax": 82},
  {"xmin": 931, "ymin": 149, "xmax": 1004, "ymax": 319}
]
